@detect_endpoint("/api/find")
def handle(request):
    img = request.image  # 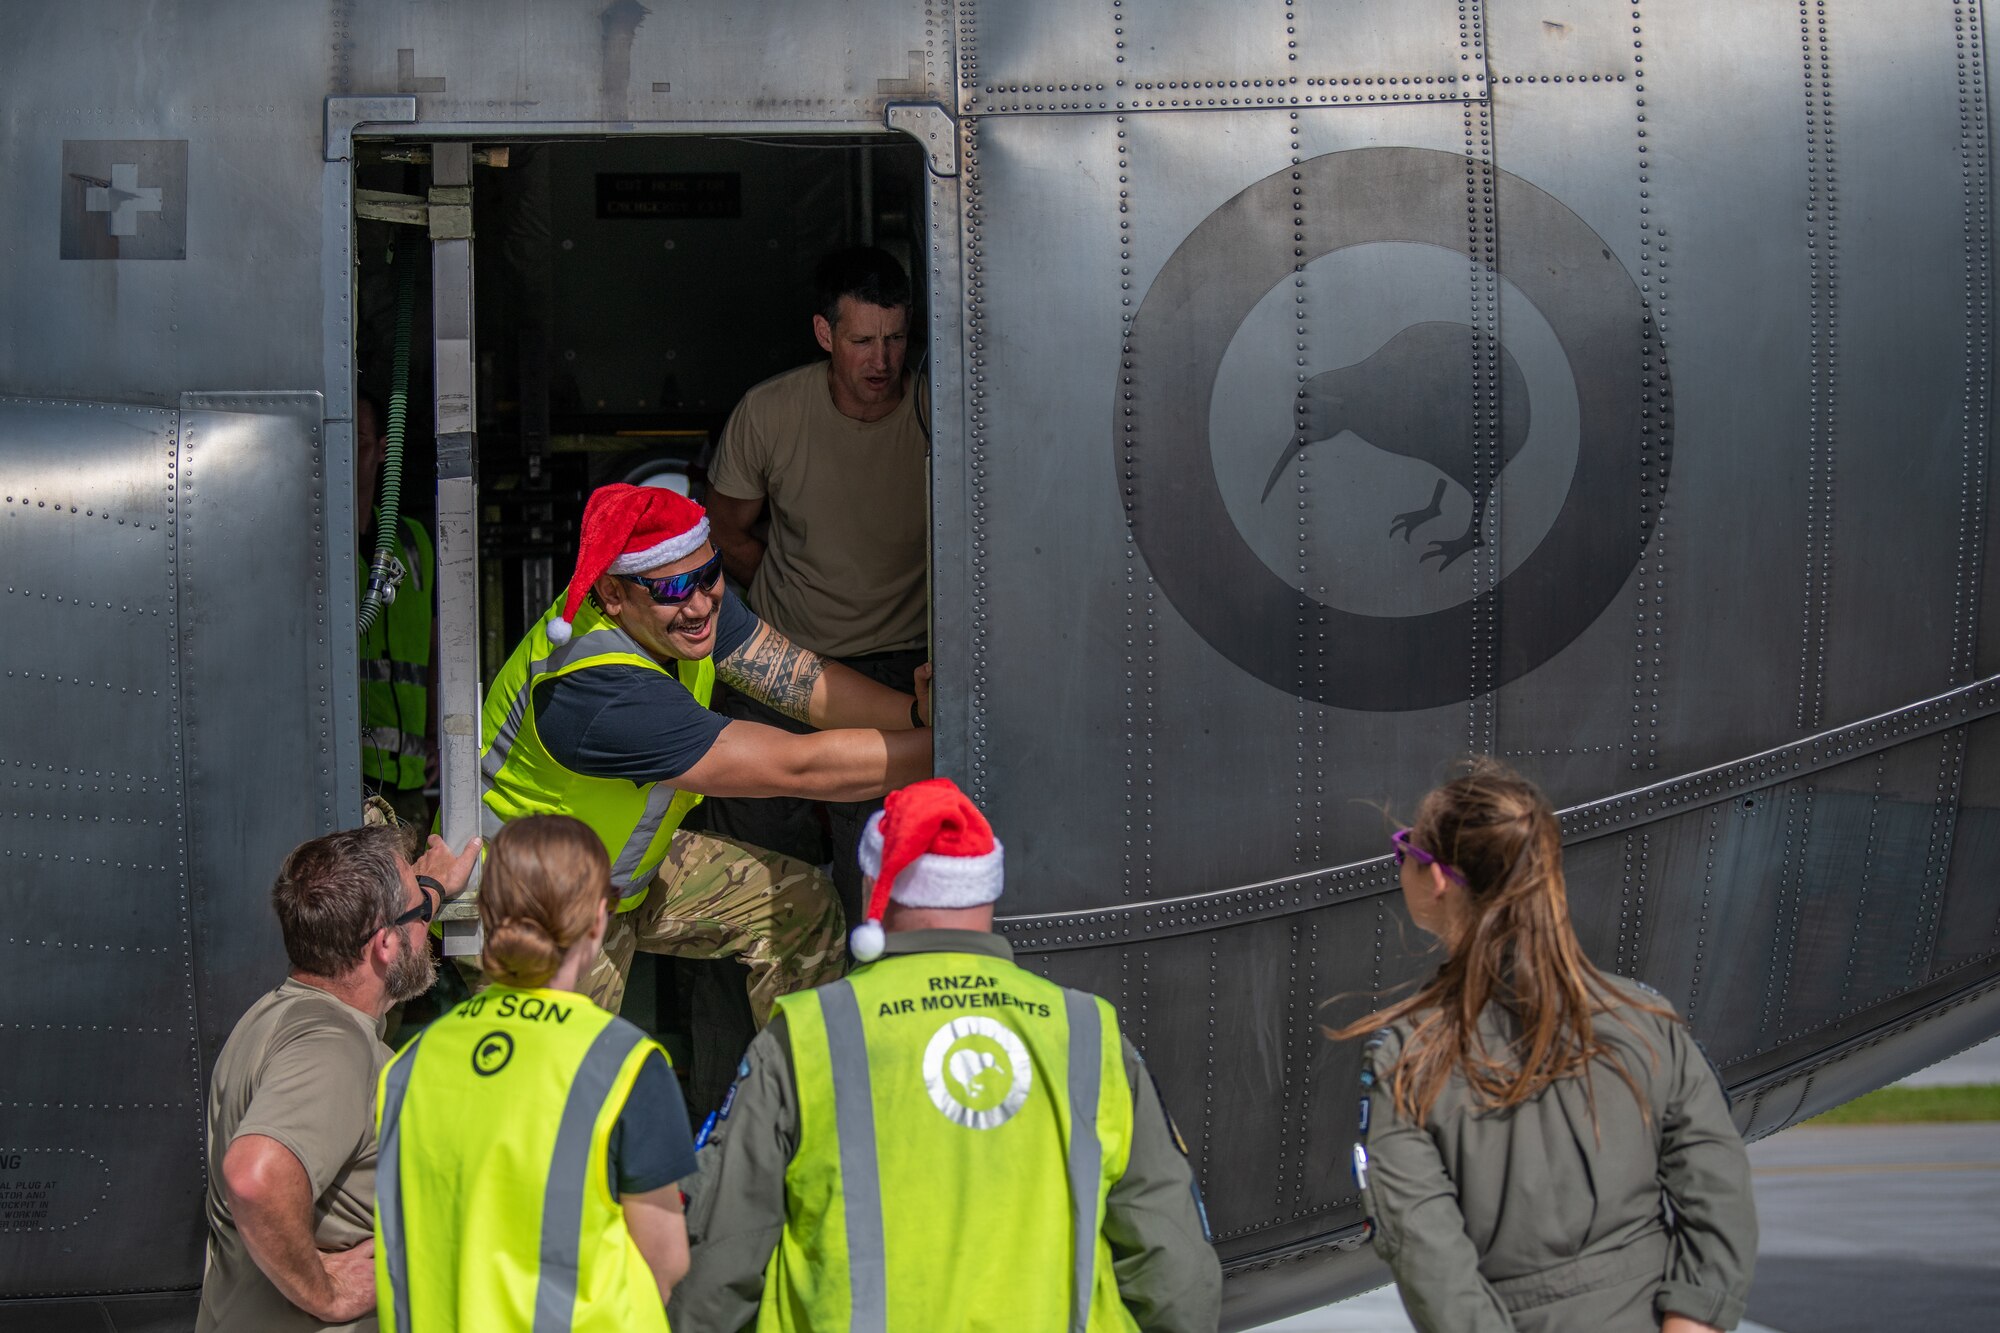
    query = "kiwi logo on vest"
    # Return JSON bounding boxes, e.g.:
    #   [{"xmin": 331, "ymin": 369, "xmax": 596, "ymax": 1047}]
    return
[
  {"xmin": 922, "ymin": 1017, "xmax": 1032, "ymax": 1130},
  {"xmin": 472, "ymin": 1031, "xmax": 515, "ymax": 1077}
]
